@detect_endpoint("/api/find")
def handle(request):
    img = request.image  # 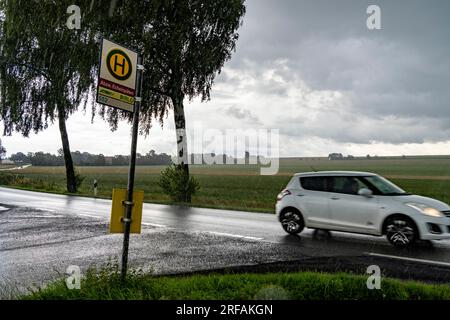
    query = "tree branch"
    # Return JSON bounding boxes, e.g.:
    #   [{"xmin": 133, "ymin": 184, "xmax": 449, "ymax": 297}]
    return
[
  {"xmin": 149, "ymin": 87, "xmax": 170, "ymax": 97},
  {"xmin": 0, "ymin": 58, "xmax": 52, "ymax": 82}
]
